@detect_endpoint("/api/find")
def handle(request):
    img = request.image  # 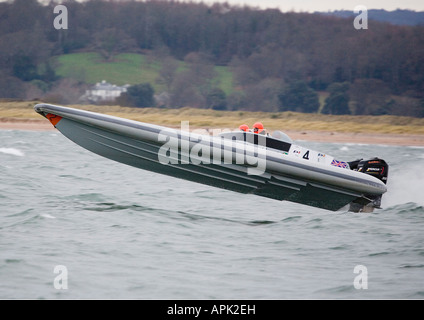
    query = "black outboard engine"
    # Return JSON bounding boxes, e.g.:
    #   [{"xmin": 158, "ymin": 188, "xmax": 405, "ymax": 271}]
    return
[
  {"xmin": 357, "ymin": 158, "xmax": 388, "ymax": 184},
  {"xmin": 348, "ymin": 158, "xmax": 389, "ymax": 212}
]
